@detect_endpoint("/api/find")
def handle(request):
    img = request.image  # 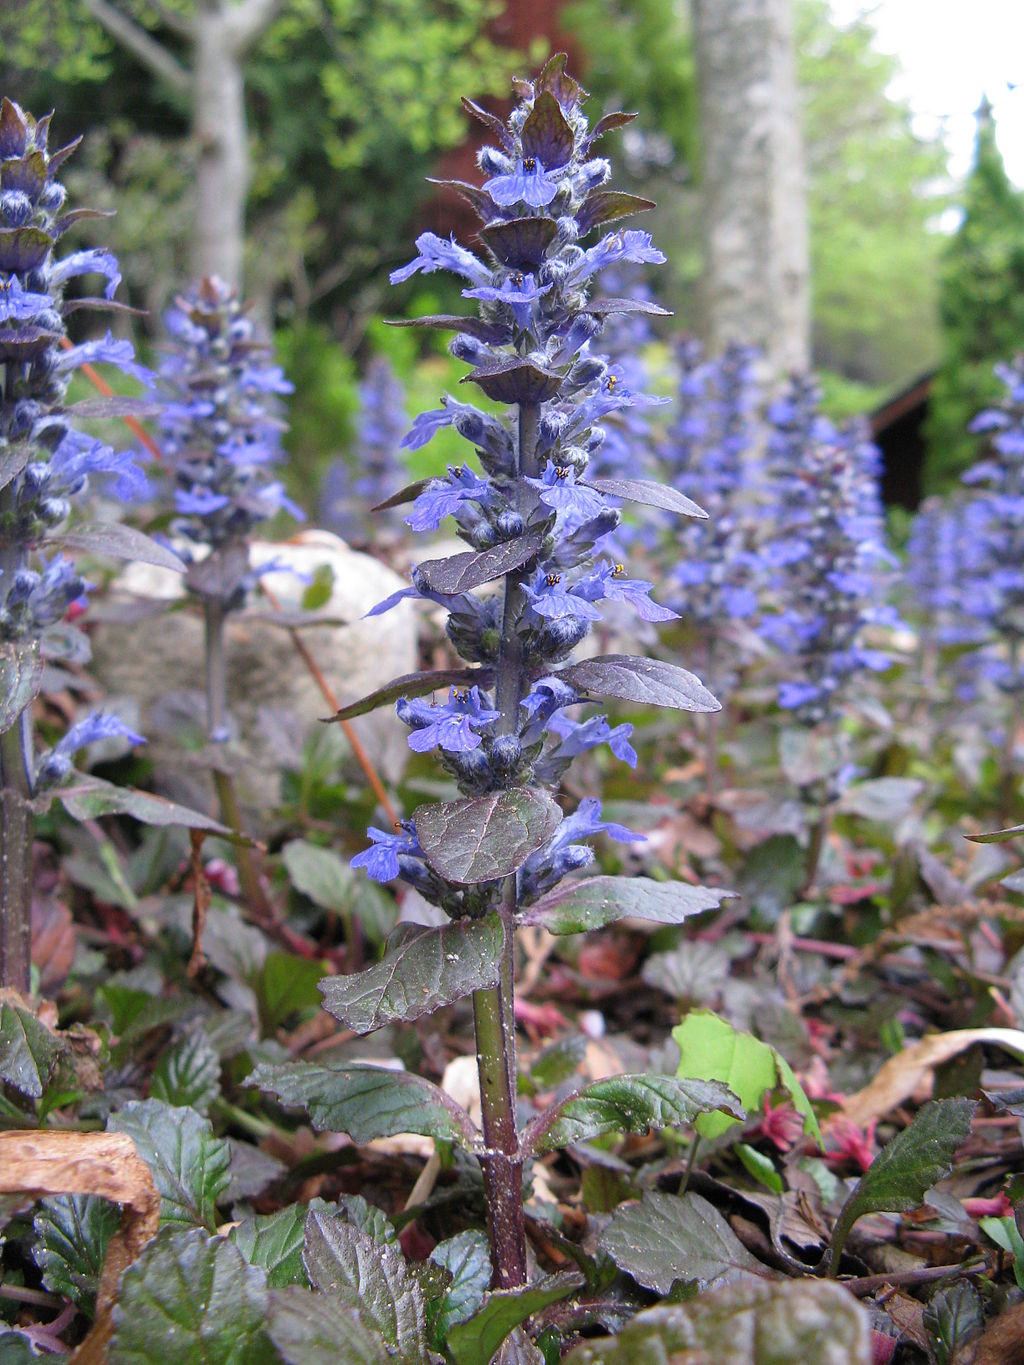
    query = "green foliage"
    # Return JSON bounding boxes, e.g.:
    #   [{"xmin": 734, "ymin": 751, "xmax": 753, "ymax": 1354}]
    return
[
  {"xmin": 108, "ymin": 1101, "xmax": 232, "ymax": 1231},
  {"xmin": 445, "ymin": 1272, "xmax": 584, "ymax": 1365},
  {"xmin": 0, "ymin": 1003, "xmax": 65, "ymax": 1098},
  {"xmin": 230, "ymin": 1207, "xmax": 310, "ymax": 1289},
  {"xmin": 828, "ymin": 1098, "xmax": 976, "ymax": 1269},
  {"xmin": 926, "ymin": 101, "xmax": 1024, "ymax": 488},
  {"xmin": 563, "ymin": 1280, "xmax": 872, "ymax": 1363},
  {"xmin": 600, "ymin": 1191, "xmax": 763, "ymax": 1293},
  {"xmin": 673, "ymin": 1010, "xmax": 821, "ymax": 1144},
  {"xmin": 109, "ymin": 1228, "xmax": 276, "ymax": 1365},
  {"xmin": 32, "ymin": 1195, "xmax": 120, "ymax": 1315}
]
